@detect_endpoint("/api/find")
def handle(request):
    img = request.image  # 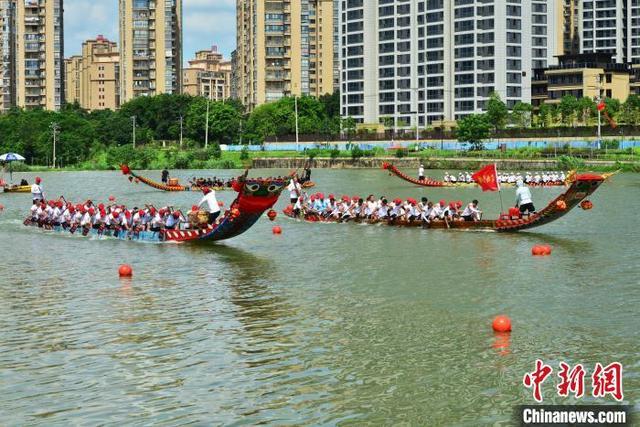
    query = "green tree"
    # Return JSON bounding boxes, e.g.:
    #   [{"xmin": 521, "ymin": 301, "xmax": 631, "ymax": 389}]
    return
[
  {"xmin": 577, "ymin": 97, "xmax": 596, "ymax": 125},
  {"xmin": 510, "ymin": 102, "xmax": 533, "ymax": 128},
  {"xmin": 620, "ymin": 94, "xmax": 640, "ymax": 125},
  {"xmin": 535, "ymin": 103, "xmax": 553, "ymax": 128},
  {"xmin": 186, "ymin": 98, "xmax": 241, "ymax": 145},
  {"xmin": 456, "ymin": 114, "xmax": 491, "ymax": 150},
  {"xmin": 341, "ymin": 116, "xmax": 357, "ymax": 139},
  {"xmin": 486, "ymin": 92, "xmax": 508, "ymax": 130},
  {"xmin": 558, "ymin": 95, "xmax": 579, "ymax": 126},
  {"xmin": 603, "ymin": 98, "xmax": 621, "ymax": 119}
]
